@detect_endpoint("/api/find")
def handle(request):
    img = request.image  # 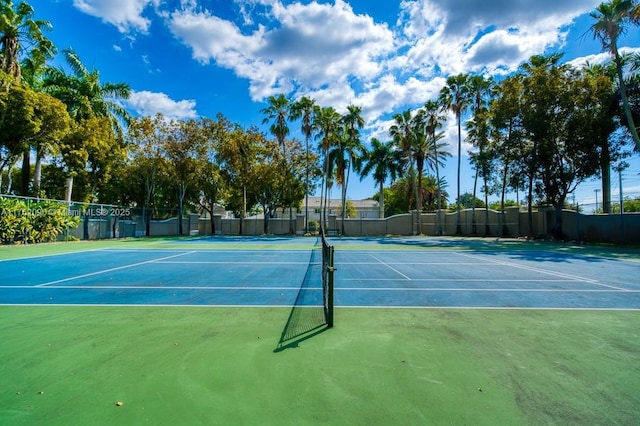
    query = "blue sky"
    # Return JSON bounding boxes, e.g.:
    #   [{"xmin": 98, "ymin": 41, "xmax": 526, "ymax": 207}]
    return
[{"xmin": 33, "ymin": 0, "xmax": 640, "ymax": 207}]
